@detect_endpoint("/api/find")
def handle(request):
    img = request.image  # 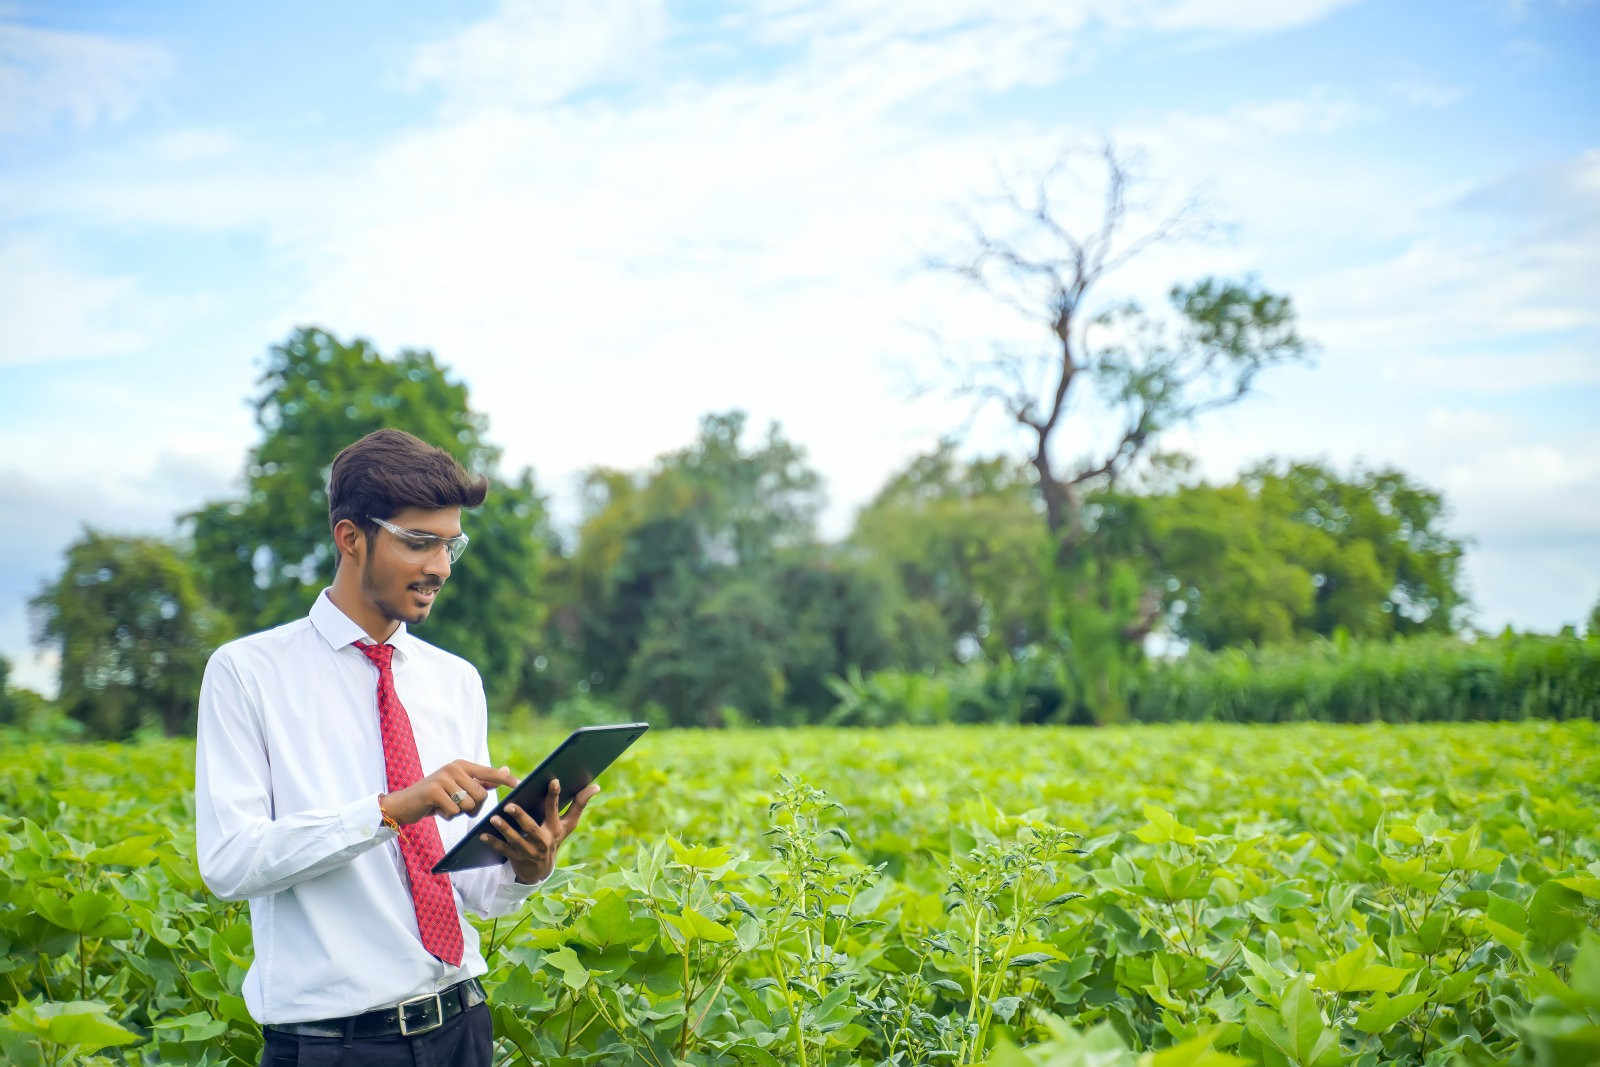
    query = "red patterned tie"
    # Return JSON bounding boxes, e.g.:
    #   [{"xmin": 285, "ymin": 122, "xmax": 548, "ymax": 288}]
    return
[{"xmin": 355, "ymin": 641, "xmax": 464, "ymax": 967}]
